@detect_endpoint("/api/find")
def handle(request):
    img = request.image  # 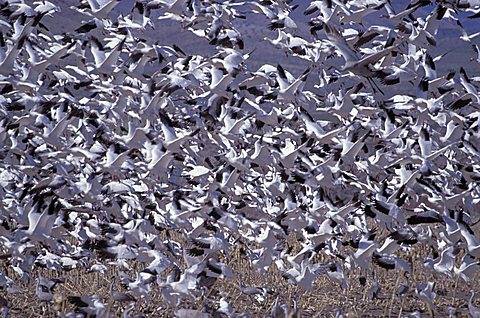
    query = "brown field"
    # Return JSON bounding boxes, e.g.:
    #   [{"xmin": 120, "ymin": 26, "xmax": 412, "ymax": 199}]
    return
[{"xmin": 2, "ymin": 234, "xmax": 479, "ymax": 318}]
